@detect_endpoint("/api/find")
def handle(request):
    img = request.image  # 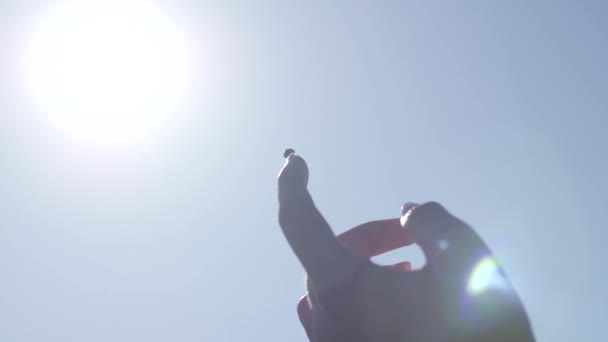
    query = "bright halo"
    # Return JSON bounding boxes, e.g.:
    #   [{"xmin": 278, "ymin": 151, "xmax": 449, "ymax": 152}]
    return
[{"xmin": 21, "ymin": 1, "xmax": 193, "ymax": 146}]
